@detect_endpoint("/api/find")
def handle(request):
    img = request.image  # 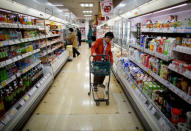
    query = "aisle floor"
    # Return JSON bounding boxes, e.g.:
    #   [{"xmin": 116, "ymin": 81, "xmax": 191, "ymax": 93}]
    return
[{"xmin": 23, "ymin": 43, "xmax": 144, "ymax": 131}]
